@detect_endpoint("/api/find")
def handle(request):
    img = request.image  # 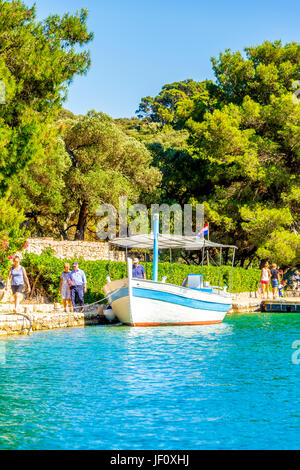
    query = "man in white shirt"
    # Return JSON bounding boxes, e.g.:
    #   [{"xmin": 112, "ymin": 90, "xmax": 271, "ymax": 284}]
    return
[{"xmin": 68, "ymin": 262, "xmax": 87, "ymax": 312}]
